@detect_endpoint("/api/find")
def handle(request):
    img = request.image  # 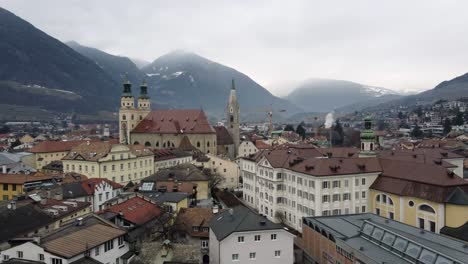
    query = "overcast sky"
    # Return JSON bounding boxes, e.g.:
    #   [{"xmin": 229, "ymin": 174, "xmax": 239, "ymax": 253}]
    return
[{"xmin": 2, "ymin": 0, "xmax": 468, "ymax": 96}]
